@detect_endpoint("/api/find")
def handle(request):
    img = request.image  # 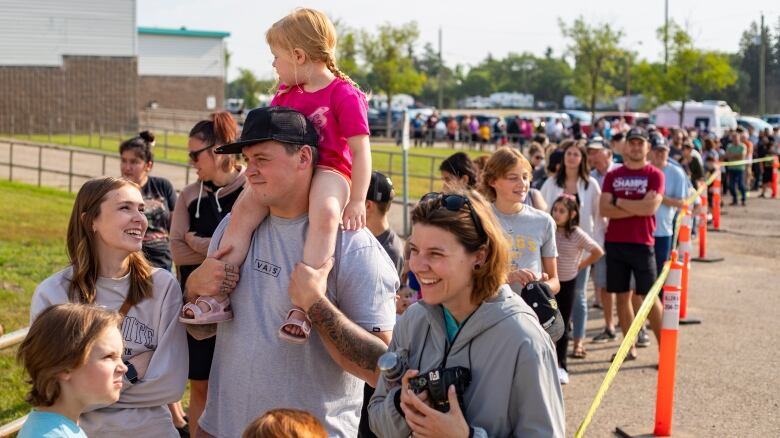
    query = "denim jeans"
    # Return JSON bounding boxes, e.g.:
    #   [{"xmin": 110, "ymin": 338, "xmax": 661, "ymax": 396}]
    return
[
  {"xmin": 572, "ymin": 266, "xmax": 591, "ymax": 340},
  {"xmin": 728, "ymin": 168, "xmax": 746, "ymax": 203}
]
